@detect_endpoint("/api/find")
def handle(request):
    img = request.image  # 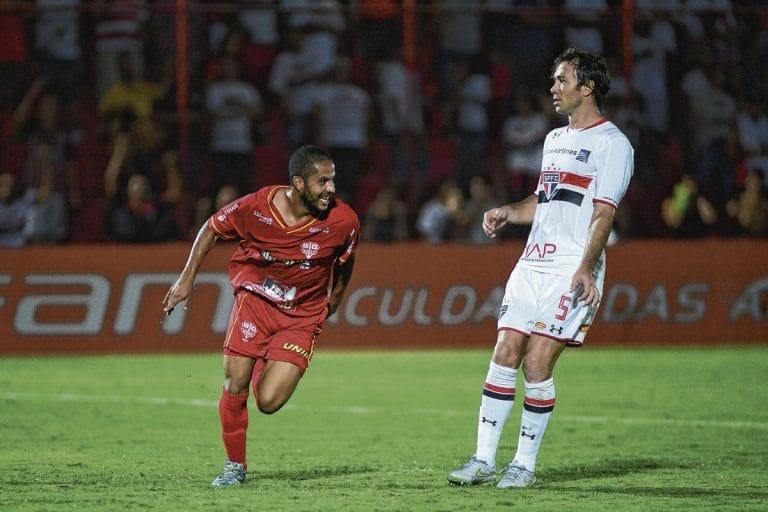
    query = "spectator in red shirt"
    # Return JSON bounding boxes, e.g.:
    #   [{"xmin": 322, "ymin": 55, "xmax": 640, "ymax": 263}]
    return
[{"xmin": 0, "ymin": 0, "xmax": 30, "ymax": 112}]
